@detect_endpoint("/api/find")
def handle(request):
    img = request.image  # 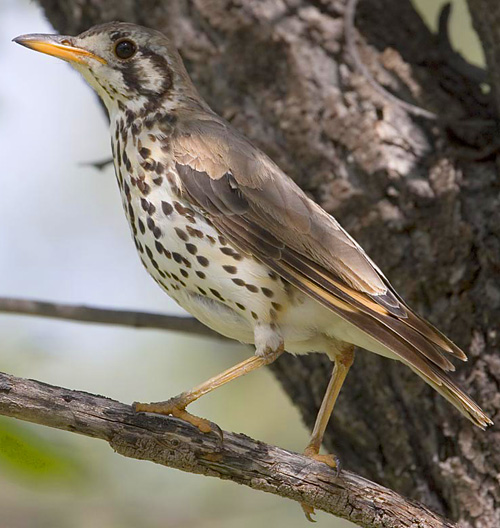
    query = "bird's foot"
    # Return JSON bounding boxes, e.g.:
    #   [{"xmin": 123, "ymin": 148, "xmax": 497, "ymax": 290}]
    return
[
  {"xmin": 303, "ymin": 446, "xmax": 341, "ymax": 474},
  {"xmin": 305, "ymin": 451, "xmax": 341, "ymax": 474},
  {"xmin": 301, "ymin": 448, "xmax": 341, "ymax": 521},
  {"xmin": 133, "ymin": 398, "xmax": 212, "ymax": 434}
]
